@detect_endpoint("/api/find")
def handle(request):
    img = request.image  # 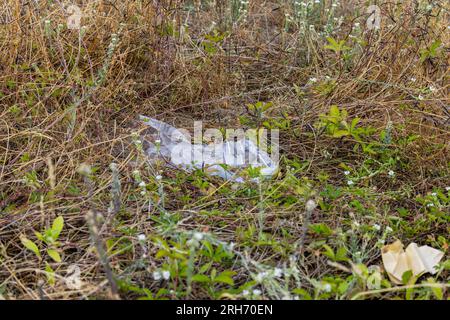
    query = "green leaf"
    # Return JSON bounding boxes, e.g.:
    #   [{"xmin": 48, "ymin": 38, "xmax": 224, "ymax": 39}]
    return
[
  {"xmin": 329, "ymin": 105, "xmax": 340, "ymax": 118},
  {"xmin": 292, "ymin": 288, "xmax": 312, "ymax": 300},
  {"xmin": 426, "ymin": 278, "xmax": 443, "ymax": 300},
  {"xmin": 322, "ymin": 244, "xmax": 335, "ymax": 260},
  {"xmin": 332, "ymin": 129, "xmax": 350, "ymax": 138},
  {"xmin": 367, "ymin": 271, "xmax": 382, "ymax": 290},
  {"xmin": 67, "ymin": 184, "xmax": 81, "ymax": 196},
  {"xmin": 45, "ymin": 263, "xmax": 55, "ymax": 286},
  {"xmin": 429, "ymin": 39, "xmax": 441, "ymax": 52},
  {"xmin": 47, "ymin": 249, "xmax": 62, "ymax": 263},
  {"xmin": 51, "ymin": 216, "xmax": 64, "ymax": 240},
  {"xmin": 309, "ymin": 223, "xmax": 333, "ymax": 237},
  {"xmin": 192, "ymin": 274, "xmax": 211, "ymax": 283},
  {"xmin": 350, "ymin": 117, "xmax": 360, "ymax": 131},
  {"xmin": 214, "ymin": 271, "xmax": 236, "ymax": 285},
  {"xmin": 325, "ymin": 37, "xmax": 338, "ymax": 49},
  {"xmin": 401, "ymin": 270, "xmax": 413, "ymax": 284},
  {"xmin": 34, "ymin": 231, "xmax": 44, "ymax": 242},
  {"xmin": 324, "ymin": 37, "xmax": 350, "ymax": 53},
  {"xmin": 20, "ymin": 236, "xmax": 41, "ymax": 258},
  {"xmin": 262, "ymin": 101, "xmax": 273, "ymax": 111},
  {"xmin": 214, "ymin": 274, "xmax": 234, "ymax": 285},
  {"xmin": 338, "ymin": 281, "xmax": 349, "ymax": 294},
  {"xmin": 199, "ymin": 262, "xmax": 213, "ymax": 274},
  {"xmin": 405, "ymin": 271, "xmax": 417, "ymax": 300},
  {"xmin": 335, "ymin": 246, "xmax": 349, "ymax": 262}
]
